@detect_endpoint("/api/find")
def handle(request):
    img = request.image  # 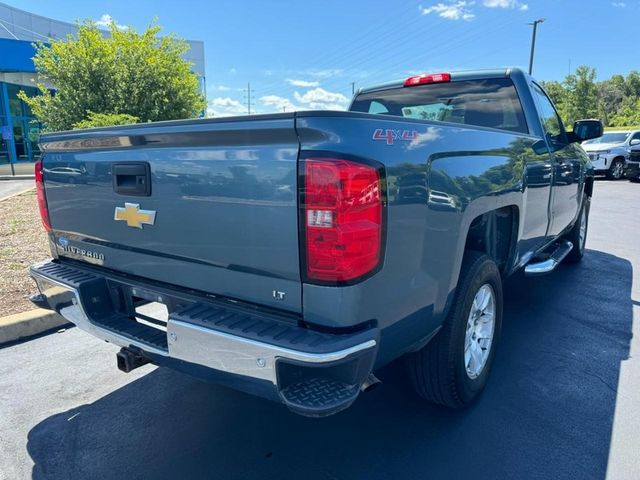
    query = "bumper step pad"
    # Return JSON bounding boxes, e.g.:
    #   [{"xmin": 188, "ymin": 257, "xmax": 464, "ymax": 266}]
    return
[
  {"xmin": 280, "ymin": 377, "xmax": 360, "ymax": 417},
  {"xmin": 173, "ymin": 303, "xmax": 376, "ymax": 355},
  {"xmin": 93, "ymin": 314, "xmax": 168, "ymax": 350}
]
